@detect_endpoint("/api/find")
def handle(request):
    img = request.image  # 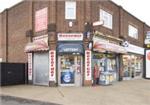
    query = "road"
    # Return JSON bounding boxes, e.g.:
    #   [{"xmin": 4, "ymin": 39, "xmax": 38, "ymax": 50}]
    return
[{"xmin": 1, "ymin": 95, "xmax": 61, "ymax": 105}]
